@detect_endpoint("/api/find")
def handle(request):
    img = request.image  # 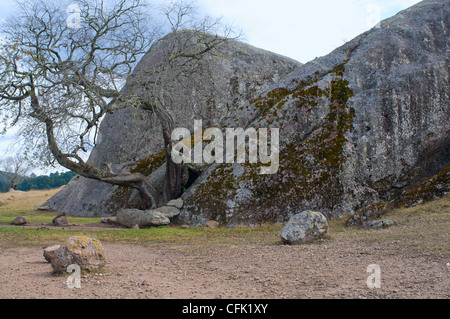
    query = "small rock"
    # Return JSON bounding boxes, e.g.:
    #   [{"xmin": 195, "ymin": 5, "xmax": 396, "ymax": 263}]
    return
[
  {"xmin": 155, "ymin": 206, "xmax": 180, "ymax": 219},
  {"xmin": 0, "ymin": 199, "xmax": 6, "ymax": 206},
  {"xmin": 50, "ymin": 236, "xmax": 106, "ymax": 273},
  {"xmin": 52, "ymin": 213, "xmax": 68, "ymax": 226},
  {"xmin": 280, "ymin": 210, "xmax": 329, "ymax": 245},
  {"xmin": 205, "ymin": 220, "xmax": 220, "ymax": 228},
  {"xmin": 167, "ymin": 198, "xmax": 184, "ymax": 209},
  {"xmin": 12, "ymin": 216, "xmax": 27, "ymax": 226},
  {"xmin": 43, "ymin": 245, "xmax": 61, "ymax": 263},
  {"xmin": 363, "ymin": 219, "xmax": 394, "ymax": 229}
]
